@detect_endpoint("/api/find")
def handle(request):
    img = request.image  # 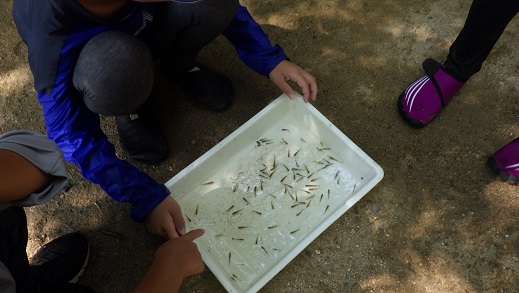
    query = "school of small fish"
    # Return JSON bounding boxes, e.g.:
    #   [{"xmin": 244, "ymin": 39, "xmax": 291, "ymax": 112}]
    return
[{"xmin": 181, "ymin": 127, "xmax": 359, "ymax": 289}]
